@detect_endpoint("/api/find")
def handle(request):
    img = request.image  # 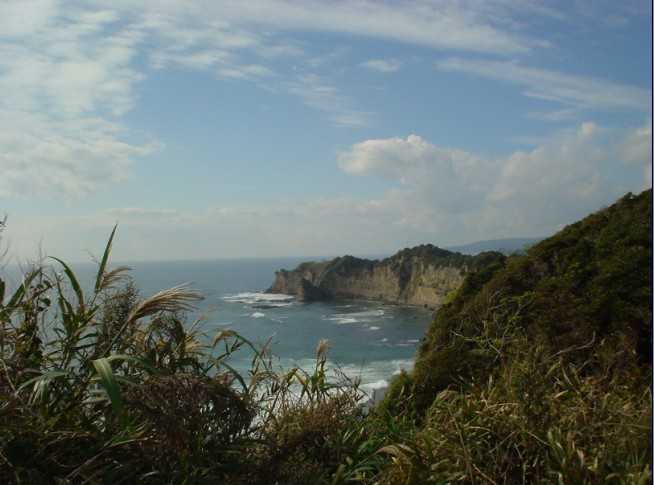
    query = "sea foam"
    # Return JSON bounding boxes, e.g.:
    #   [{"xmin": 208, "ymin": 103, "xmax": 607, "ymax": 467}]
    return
[{"xmin": 223, "ymin": 292, "xmax": 294, "ymax": 307}]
